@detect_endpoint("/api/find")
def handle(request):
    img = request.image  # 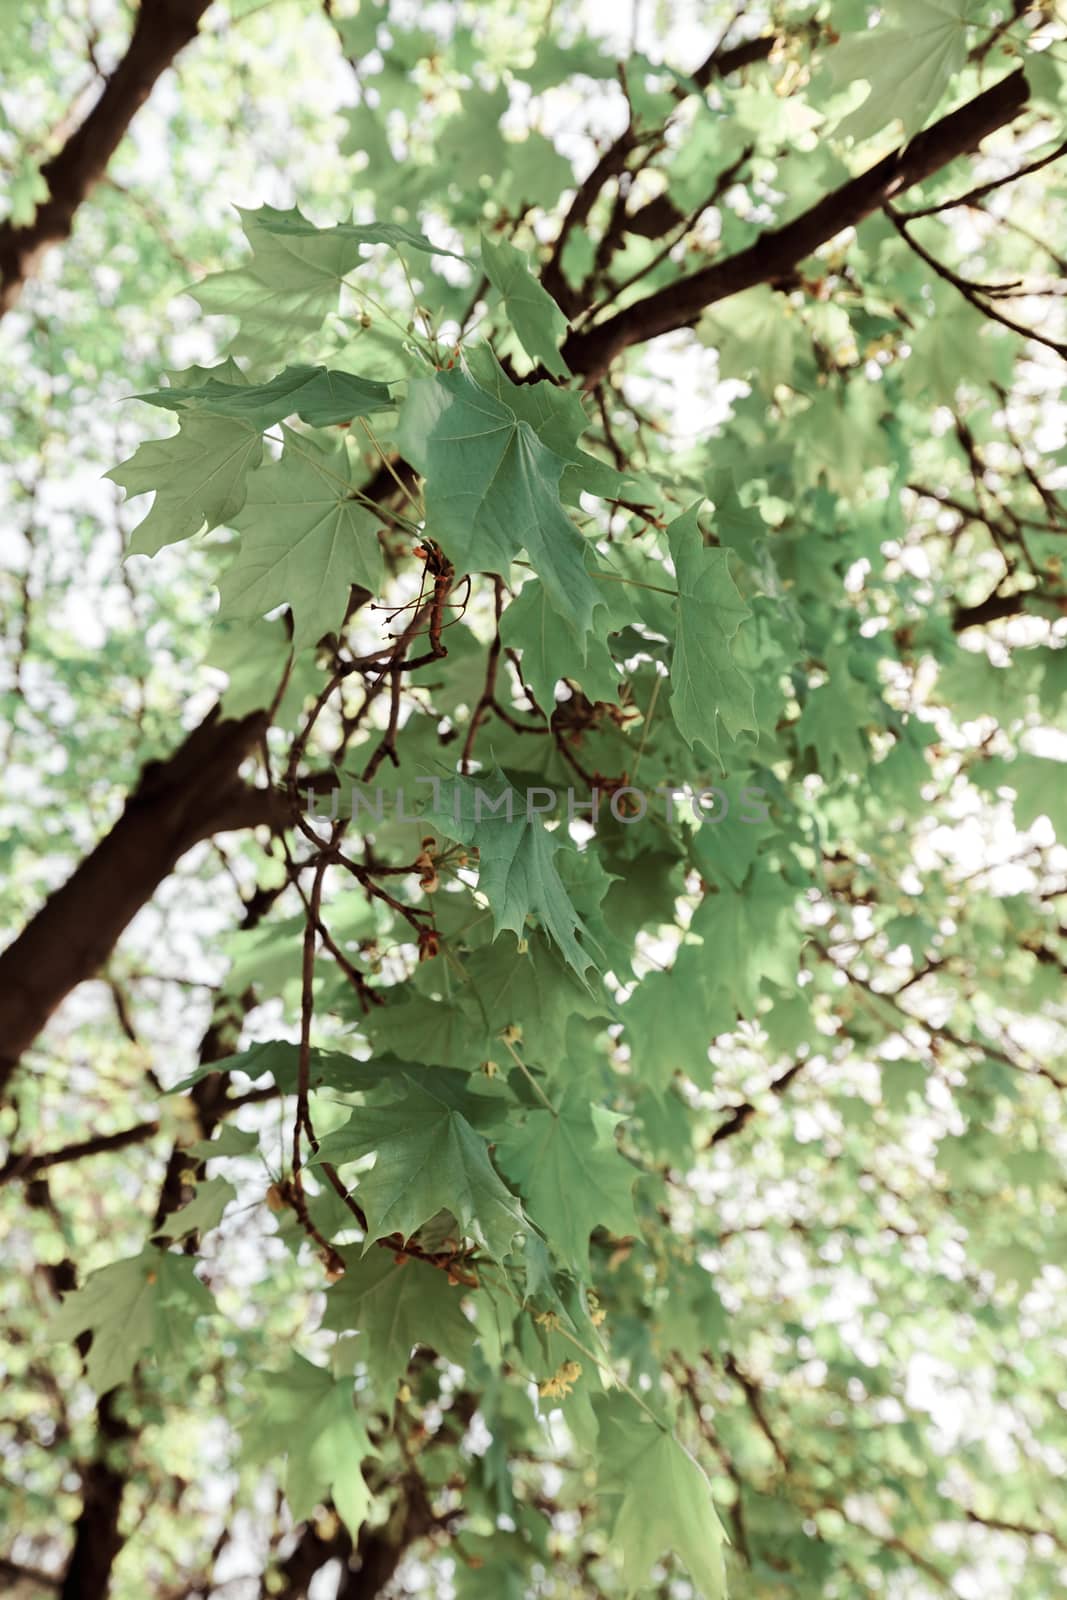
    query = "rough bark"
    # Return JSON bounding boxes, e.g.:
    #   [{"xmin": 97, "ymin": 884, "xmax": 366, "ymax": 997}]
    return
[
  {"xmin": 561, "ymin": 69, "xmax": 1029, "ymax": 382},
  {"xmin": 58, "ymin": 1394, "xmax": 133, "ymax": 1600},
  {"xmin": 0, "ymin": 0, "xmax": 212, "ymax": 316},
  {"xmin": 0, "ymin": 707, "xmax": 268, "ymax": 1097}
]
